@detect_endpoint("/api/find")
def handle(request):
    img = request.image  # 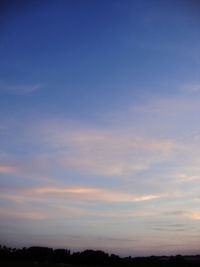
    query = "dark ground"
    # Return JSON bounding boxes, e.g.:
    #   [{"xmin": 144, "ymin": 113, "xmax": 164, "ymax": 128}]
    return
[{"xmin": 0, "ymin": 262, "xmax": 70, "ymax": 267}]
